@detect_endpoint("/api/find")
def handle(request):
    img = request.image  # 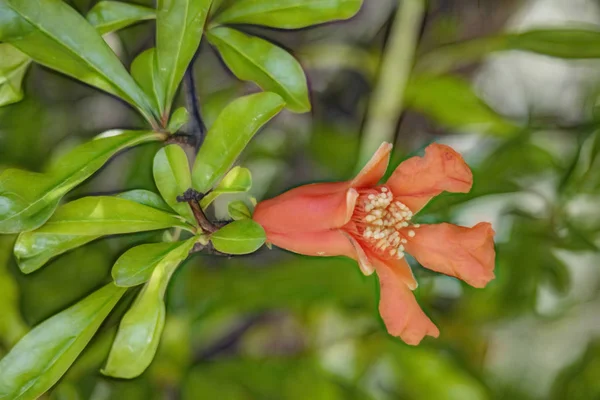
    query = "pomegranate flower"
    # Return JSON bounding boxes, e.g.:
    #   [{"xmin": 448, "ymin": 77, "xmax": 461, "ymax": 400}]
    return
[{"xmin": 253, "ymin": 142, "xmax": 496, "ymax": 345}]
